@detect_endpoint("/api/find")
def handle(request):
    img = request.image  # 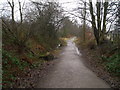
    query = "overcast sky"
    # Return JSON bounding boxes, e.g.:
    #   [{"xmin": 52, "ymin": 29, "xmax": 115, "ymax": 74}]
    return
[
  {"xmin": 0, "ymin": 0, "xmax": 79, "ymax": 13},
  {"xmin": 0, "ymin": 0, "xmax": 82, "ymax": 23},
  {"xmin": 0, "ymin": 0, "xmax": 79, "ymax": 12},
  {"xmin": 0, "ymin": 0, "xmax": 111, "ymax": 25},
  {"xmin": 0, "ymin": 0, "xmax": 109, "ymax": 24}
]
